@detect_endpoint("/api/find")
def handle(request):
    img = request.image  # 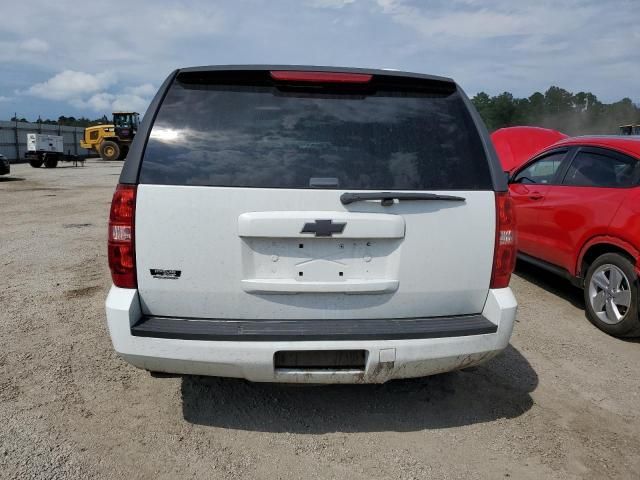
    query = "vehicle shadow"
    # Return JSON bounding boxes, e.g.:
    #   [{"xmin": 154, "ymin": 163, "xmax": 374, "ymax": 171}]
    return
[
  {"xmin": 515, "ymin": 260, "xmax": 585, "ymax": 310},
  {"xmin": 0, "ymin": 176, "xmax": 25, "ymax": 182},
  {"xmin": 180, "ymin": 344, "xmax": 537, "ymax": 433}
]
